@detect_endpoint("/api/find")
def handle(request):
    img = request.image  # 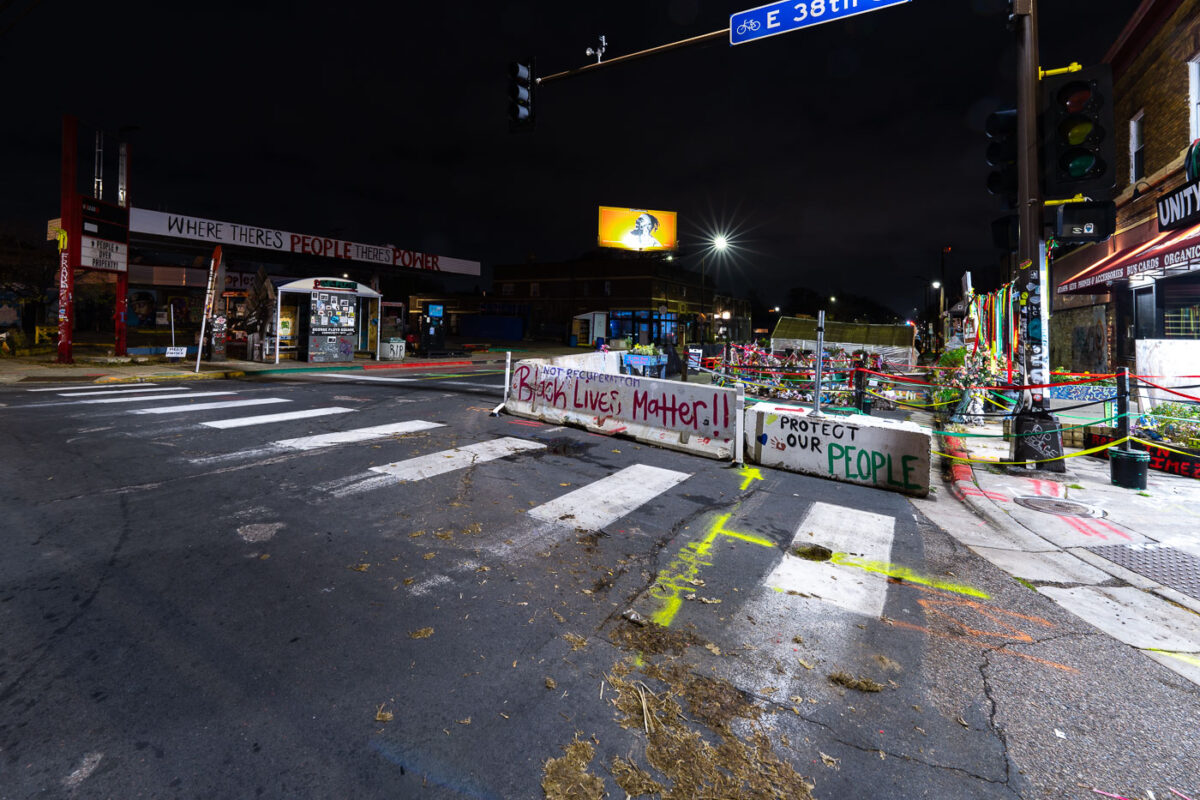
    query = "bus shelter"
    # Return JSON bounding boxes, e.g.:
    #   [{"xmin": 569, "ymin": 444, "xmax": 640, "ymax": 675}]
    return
[{"xmin": 272, "ymin": 277, "xmax": 382, "ymax": 363}]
